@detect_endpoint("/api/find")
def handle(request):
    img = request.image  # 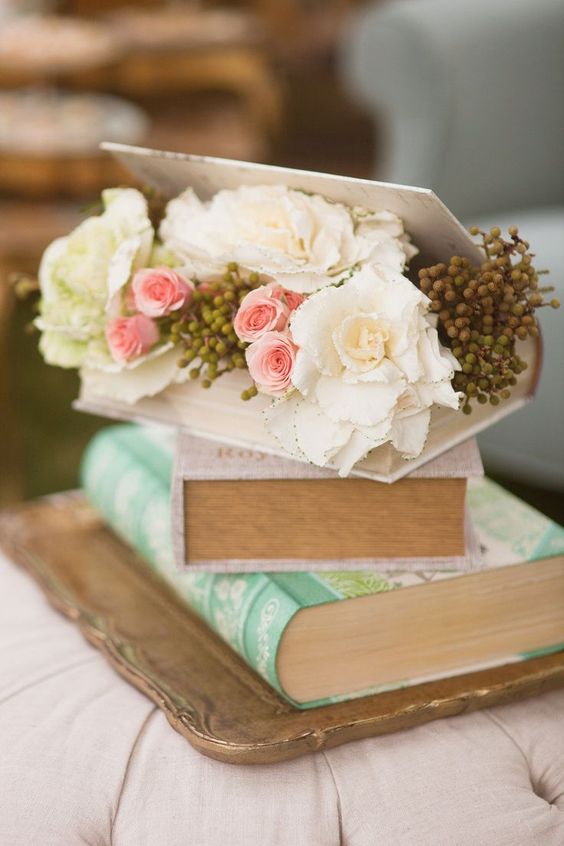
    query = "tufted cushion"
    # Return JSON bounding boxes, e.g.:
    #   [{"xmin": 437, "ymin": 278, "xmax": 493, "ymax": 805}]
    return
[{"xmin": 1, "ymin": 551, "xmax": 564, "ymax": 845}]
